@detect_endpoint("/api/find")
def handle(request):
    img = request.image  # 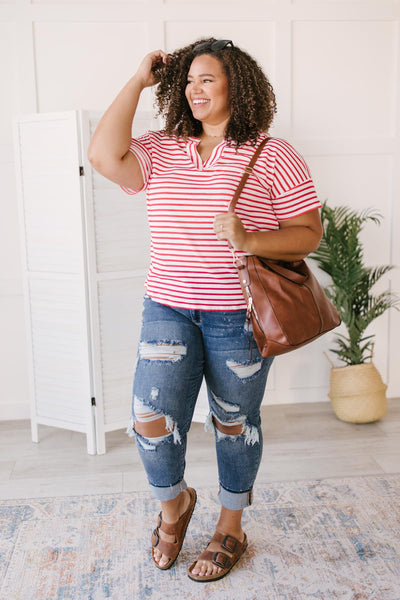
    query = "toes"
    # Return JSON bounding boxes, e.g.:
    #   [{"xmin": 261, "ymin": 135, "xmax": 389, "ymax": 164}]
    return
[
  {"xmin": 153, "ymin": 548, "xmax": 169, "ymax": 568},
  {"xmin": 153, "ymin": 548, "xmax": 162, "ymax": 564},
  {"xmin": 191, "ymin": 560, "xmax": 221, "ymax": 577}
]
